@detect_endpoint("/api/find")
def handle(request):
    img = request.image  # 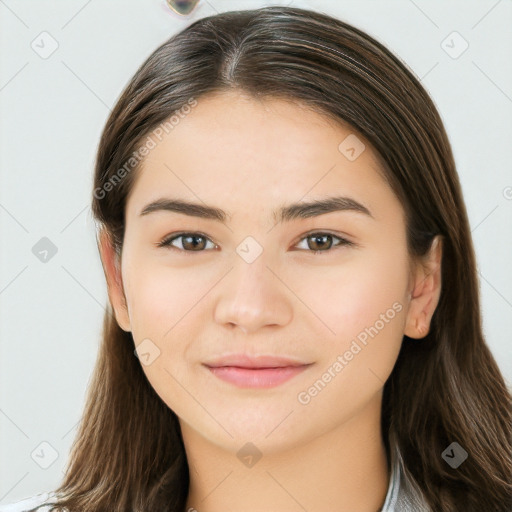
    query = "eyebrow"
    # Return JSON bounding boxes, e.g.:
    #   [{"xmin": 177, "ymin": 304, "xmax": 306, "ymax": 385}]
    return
[{"xmin": 139, "ymin": 195, "xmax": 373, "ymax": 223}]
